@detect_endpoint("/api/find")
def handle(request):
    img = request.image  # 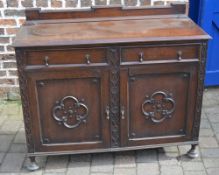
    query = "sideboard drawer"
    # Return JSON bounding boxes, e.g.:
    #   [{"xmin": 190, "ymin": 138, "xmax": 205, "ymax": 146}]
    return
[
  {"xmin": 26, "ymin": 48, "xmax": 107, "ymax": 66},
  {"xmin": 121, "ymin": 45, "xmax": 199, "ymax": 63}
]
